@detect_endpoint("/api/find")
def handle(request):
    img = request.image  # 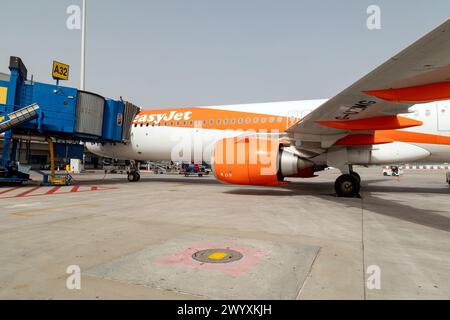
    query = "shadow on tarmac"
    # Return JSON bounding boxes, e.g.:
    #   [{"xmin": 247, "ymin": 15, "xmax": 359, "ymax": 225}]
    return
[{"xmin": 73, "ymin": 174, "xmax": 450, "ymax": 232}]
